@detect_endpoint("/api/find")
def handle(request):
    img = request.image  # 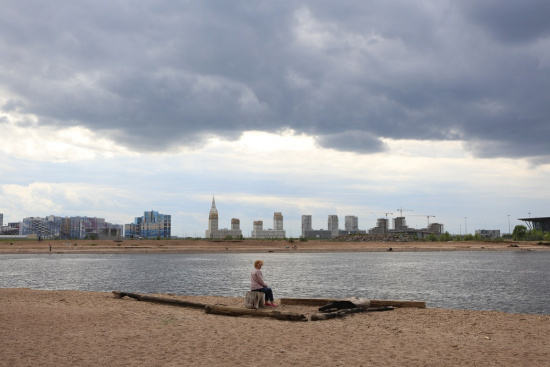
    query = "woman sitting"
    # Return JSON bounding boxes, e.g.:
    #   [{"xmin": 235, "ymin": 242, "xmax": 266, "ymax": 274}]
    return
[{"xmin": 250, "ymin": 260, "xmax": 277, "ymax": 307}]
